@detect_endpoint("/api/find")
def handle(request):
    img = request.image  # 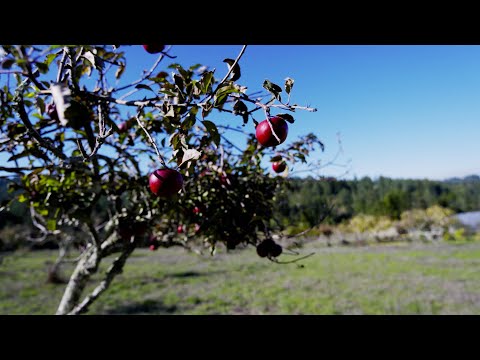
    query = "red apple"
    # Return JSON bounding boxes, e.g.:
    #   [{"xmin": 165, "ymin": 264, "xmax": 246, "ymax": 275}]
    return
[
  {"xmin": 269, "ymin": 243, "xmax": 283, "ymax": 258},
  {"xmin": 46, "ymin": 103, "xmax": 59, "ymax": 121},
  {"xmin": 272, "ymin": 161, "xmax": 287, "ymax": 173},
  {"xmin": 142, "ymin": 44, "xmax": 165, "ymax": 54},
  {"xmin": 177, "ymin": 225, "xmax": 184, "ymax": 234},
  {"xmin": 194, "ymin": 223, "xmax": 201, "ymax": 233},
  {"xmin": 149, "ymin": 169, "xmax": 184, "ymax": 197},
  {"xmin": 193, "ymin": 206, "xmax": 201, "ymax": 215},
  {"xmin": 118, "ymin": 121, "xmax": 128, "ymax": 133},
  {"xmin": 149, "ymin": 244, "xmax": 157, "ymax": 251},
  {"xmin": 255, "ymin": 116, "xmax": 288, "ymax": 147}
]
